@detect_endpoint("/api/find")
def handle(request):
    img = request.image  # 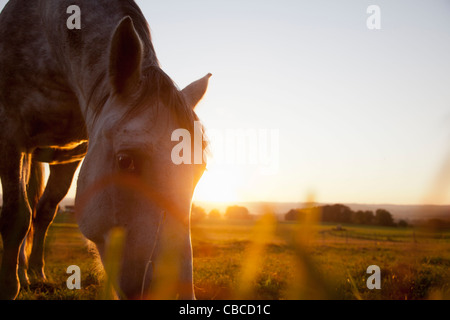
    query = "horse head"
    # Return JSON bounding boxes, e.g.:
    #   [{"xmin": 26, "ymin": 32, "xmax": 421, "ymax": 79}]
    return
[{"xmin": 75, "ymin": 17, "xmax": 211, "ymax": 299}]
